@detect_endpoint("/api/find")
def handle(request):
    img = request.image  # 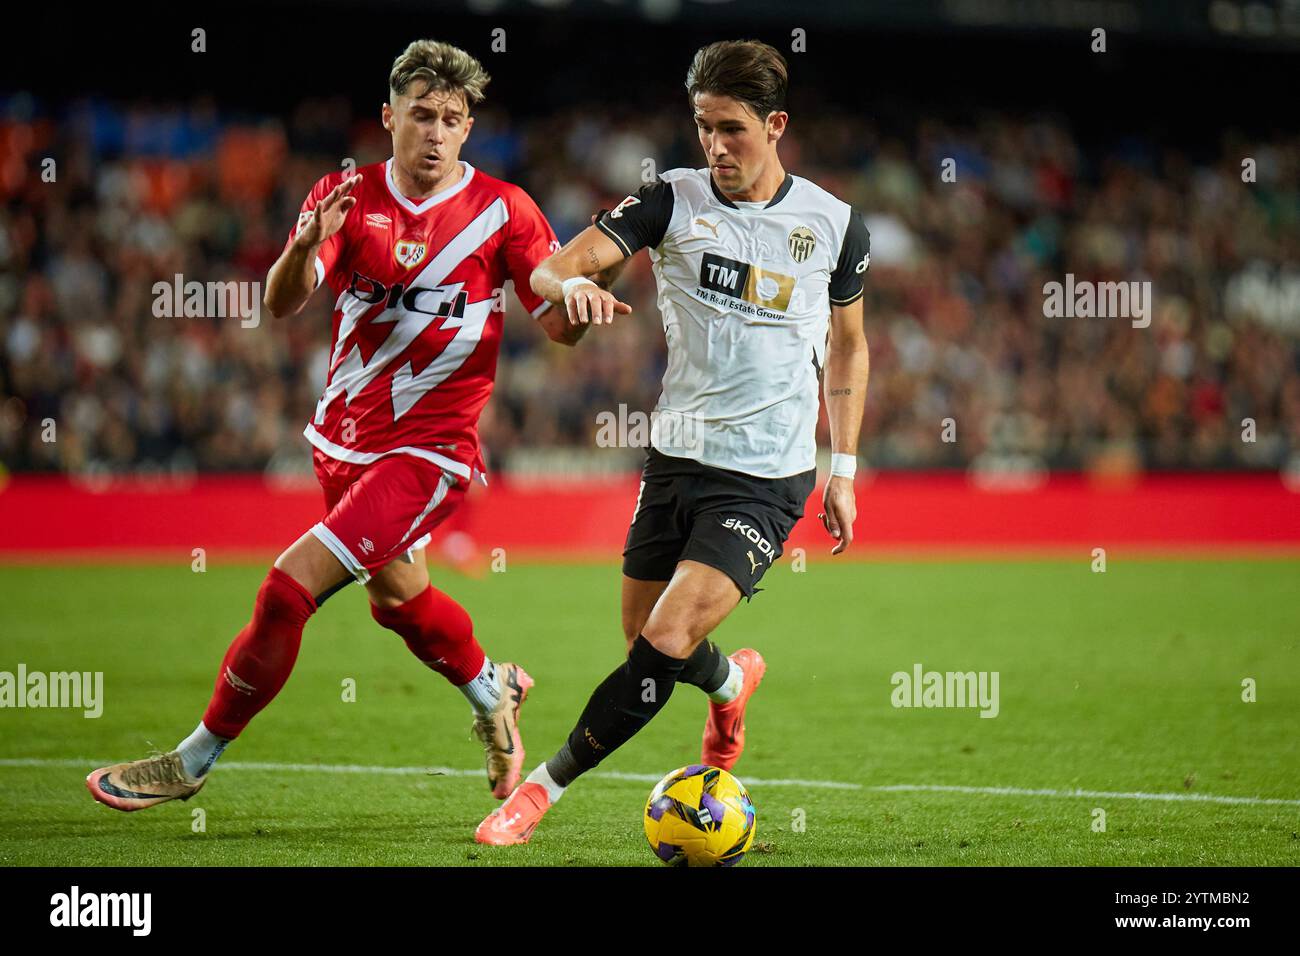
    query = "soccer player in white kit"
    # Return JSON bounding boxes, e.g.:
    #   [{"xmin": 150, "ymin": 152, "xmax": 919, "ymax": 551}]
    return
[{"xmin": 477, "ymin": 39, "xmax": 871, "ymax": 846}]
